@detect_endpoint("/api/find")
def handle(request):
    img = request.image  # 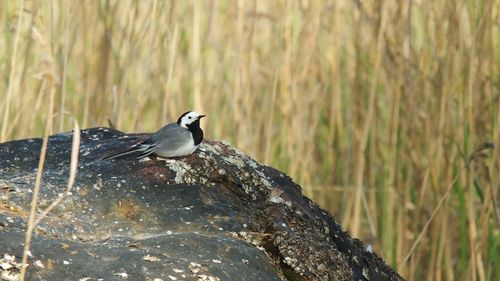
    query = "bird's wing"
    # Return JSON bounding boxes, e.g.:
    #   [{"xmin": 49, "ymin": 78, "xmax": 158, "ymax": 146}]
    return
[
  {"xmin": 151, "ymin": 123, "xmax": 193, "ymax": 150},
  {"xmin": 102, "ymin": 123, "xmax": 192, "ymax": 160}
]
